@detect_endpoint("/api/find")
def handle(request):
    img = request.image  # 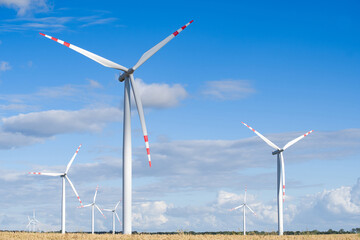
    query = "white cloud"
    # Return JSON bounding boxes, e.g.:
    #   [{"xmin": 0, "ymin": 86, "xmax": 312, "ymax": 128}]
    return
[
  {"xmin": 0, "ymin": 15, "xmax": 120, "ymax": 32},
  {"xmin": 202, "ymin": 80, "xmax": 255, "ymax": 100},
  {"xmin": 1, "ymin": 107, "xmax": 122, "ymax": 137},
  {"xmin": 315, "ymin": 185, "xmax": 360, "ymax": 215},
  {"xmin": 0, "ymin": 131, "xmax": 42, "ymax": 149},
  {"xmin": 88, "ymin": 79, "xmax": 102, "ymax": 89},
  {"xmin": 133, "ymin": 78, "xmax": 188, "ymax": 108},
  {"xmin": 0, "ymin": 61, "xmax": 11, "ymax": 71},
  {"xmin": 290, "ymin": 178, "xmax": 360, "ymax": 231},
  {"xmin": 0, "ymin": 0, "xmax": 49, "ymax": 16},
  {"xmin": 133, "ymin": 201, "xmax": 168, "ymax": 228}
]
